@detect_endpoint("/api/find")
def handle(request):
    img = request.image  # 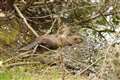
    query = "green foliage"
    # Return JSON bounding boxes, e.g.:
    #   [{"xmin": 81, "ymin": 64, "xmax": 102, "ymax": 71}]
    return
[
  {"xmin": 0, "ymin": 70, "xmax": 12, "ymax": 80},
  {"xmin": 112, "ymin": 15, "xmax": 120, "ymax": 25},
  {"xmin": 96, "ymin": 17, "xmax": 107, "ymax": 25},
  {"xmin": 0, "ymin": 68, "xmax": 33, "ymax": 80},
  {"xmin": 0, "ymin": 19, "xmax": 20, "ymax": 44}
]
